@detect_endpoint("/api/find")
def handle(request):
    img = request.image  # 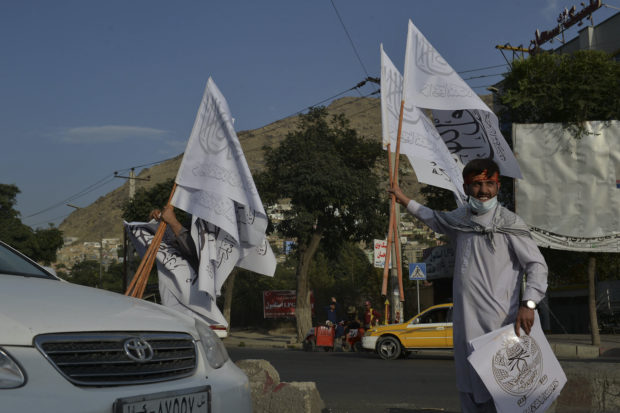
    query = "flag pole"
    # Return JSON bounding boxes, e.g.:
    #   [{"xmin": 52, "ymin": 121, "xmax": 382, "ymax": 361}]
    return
[
  {"xmin": 382, "ymin": 143, "xmax": 394, "ymax": 297},
  {"xmin": 125, "ymin": 183, "xmax": 177, "ymax": 298},
  {"xmin": 392, "ymin": 100, "xmax": 405, "ymax": 302},
  {"xmin": 383, "ymin": 100, "xmax": 405, "ymax": 302}
]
